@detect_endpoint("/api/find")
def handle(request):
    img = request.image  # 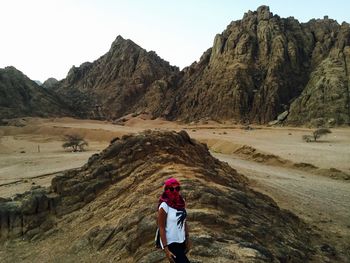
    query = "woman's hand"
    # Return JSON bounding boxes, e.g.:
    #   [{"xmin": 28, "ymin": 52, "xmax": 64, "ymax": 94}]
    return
[
  {"xmin": 185, "ymin": 238, "xmax": 192, "ymax": 254},
  {"xmin": 164, "ymin": 247, "xmax": 176, "ymax": 263}
]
